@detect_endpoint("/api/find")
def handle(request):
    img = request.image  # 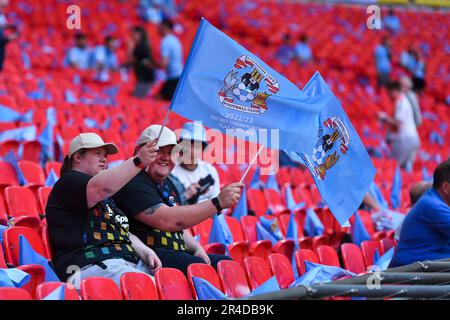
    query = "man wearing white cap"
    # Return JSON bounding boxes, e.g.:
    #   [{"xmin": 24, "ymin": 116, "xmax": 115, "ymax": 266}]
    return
[
  {"xmin": 113, "ymin": 125, "xmax": 243, "ymax": 275},
  {"xmin": 171, "ymin": 121, "xmax": 221, "ymax": 204},
  {"xmin": 46, "ymin": 132, "xmax": 162, "ymax": 287}
]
